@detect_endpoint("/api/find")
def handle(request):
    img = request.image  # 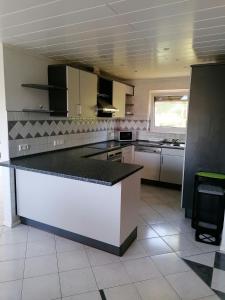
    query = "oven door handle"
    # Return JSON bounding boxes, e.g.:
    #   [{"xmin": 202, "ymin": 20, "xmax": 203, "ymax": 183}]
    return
[
  {"xmin": 107, "ymin": 152, "xmax": 122, "ymax": 158},
  {"xmin": 109, "ymin": 158, "xmax": 122, "ymax": 162}
]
